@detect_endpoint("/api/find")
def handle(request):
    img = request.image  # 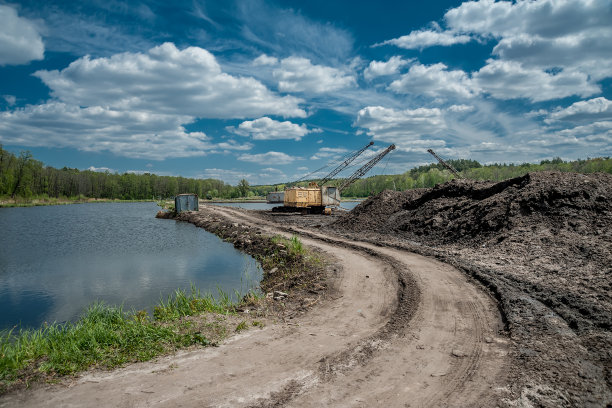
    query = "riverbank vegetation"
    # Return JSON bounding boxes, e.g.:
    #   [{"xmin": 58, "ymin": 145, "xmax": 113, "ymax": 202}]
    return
[
  {"xmin": 0, "ymin": 286, "xmax": 251, "ymax": 394},
  {"xmin": 2, "ymin": 145, "xmax": 609, "ymax": 204},
  {"xmin": 0, "ymin": 232, "xmax": 323, "ymax": 395}
]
